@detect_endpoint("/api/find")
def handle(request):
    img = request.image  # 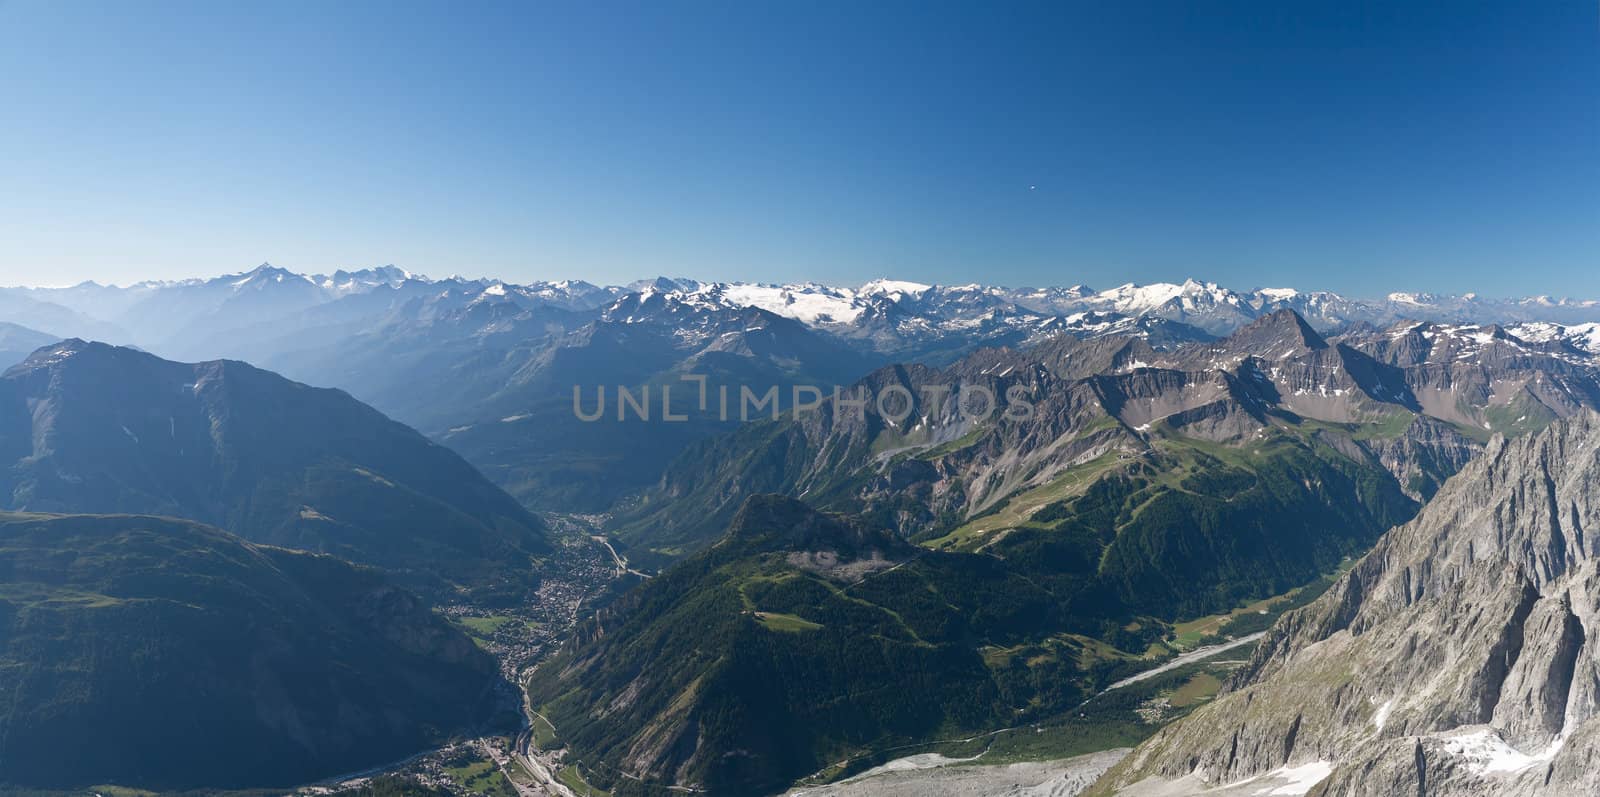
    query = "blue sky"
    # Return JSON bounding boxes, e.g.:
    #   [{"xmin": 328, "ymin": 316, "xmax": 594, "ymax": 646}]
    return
[{"xmin": 1, "ymin": 0, "xmax": 1595, "ymax": 298}]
